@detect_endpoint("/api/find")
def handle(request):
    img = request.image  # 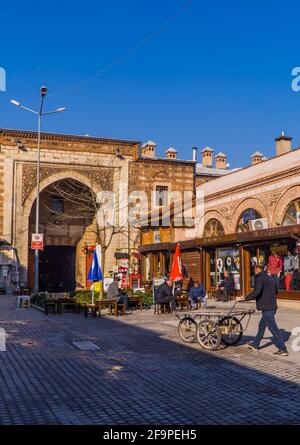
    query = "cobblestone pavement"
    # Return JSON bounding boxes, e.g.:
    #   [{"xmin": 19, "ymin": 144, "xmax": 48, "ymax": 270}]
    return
[{"xmin": 0, "ymin": 295, "xmax": 300, "ymax": 425}]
